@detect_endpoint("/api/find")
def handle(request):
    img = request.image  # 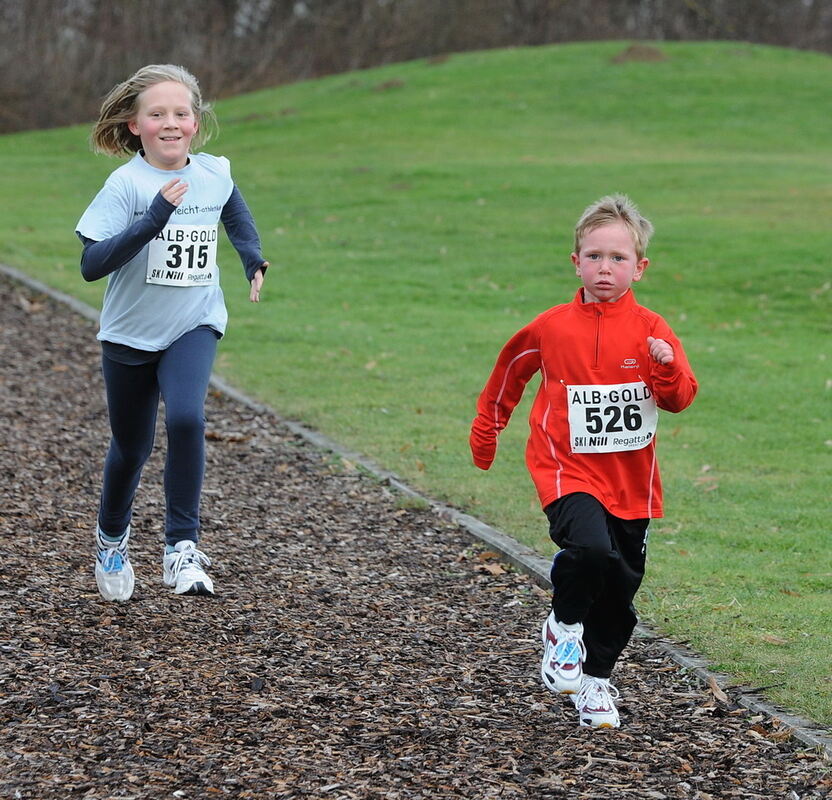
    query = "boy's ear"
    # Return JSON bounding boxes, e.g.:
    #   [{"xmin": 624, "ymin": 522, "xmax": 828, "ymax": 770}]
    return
[
  {"xmin": 634, "ymin": 257, "xmax": 649, "ymax": 281},
  {"xmin": 571, "ymin": 252, "xmax": 580, "ymax": 272}
]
